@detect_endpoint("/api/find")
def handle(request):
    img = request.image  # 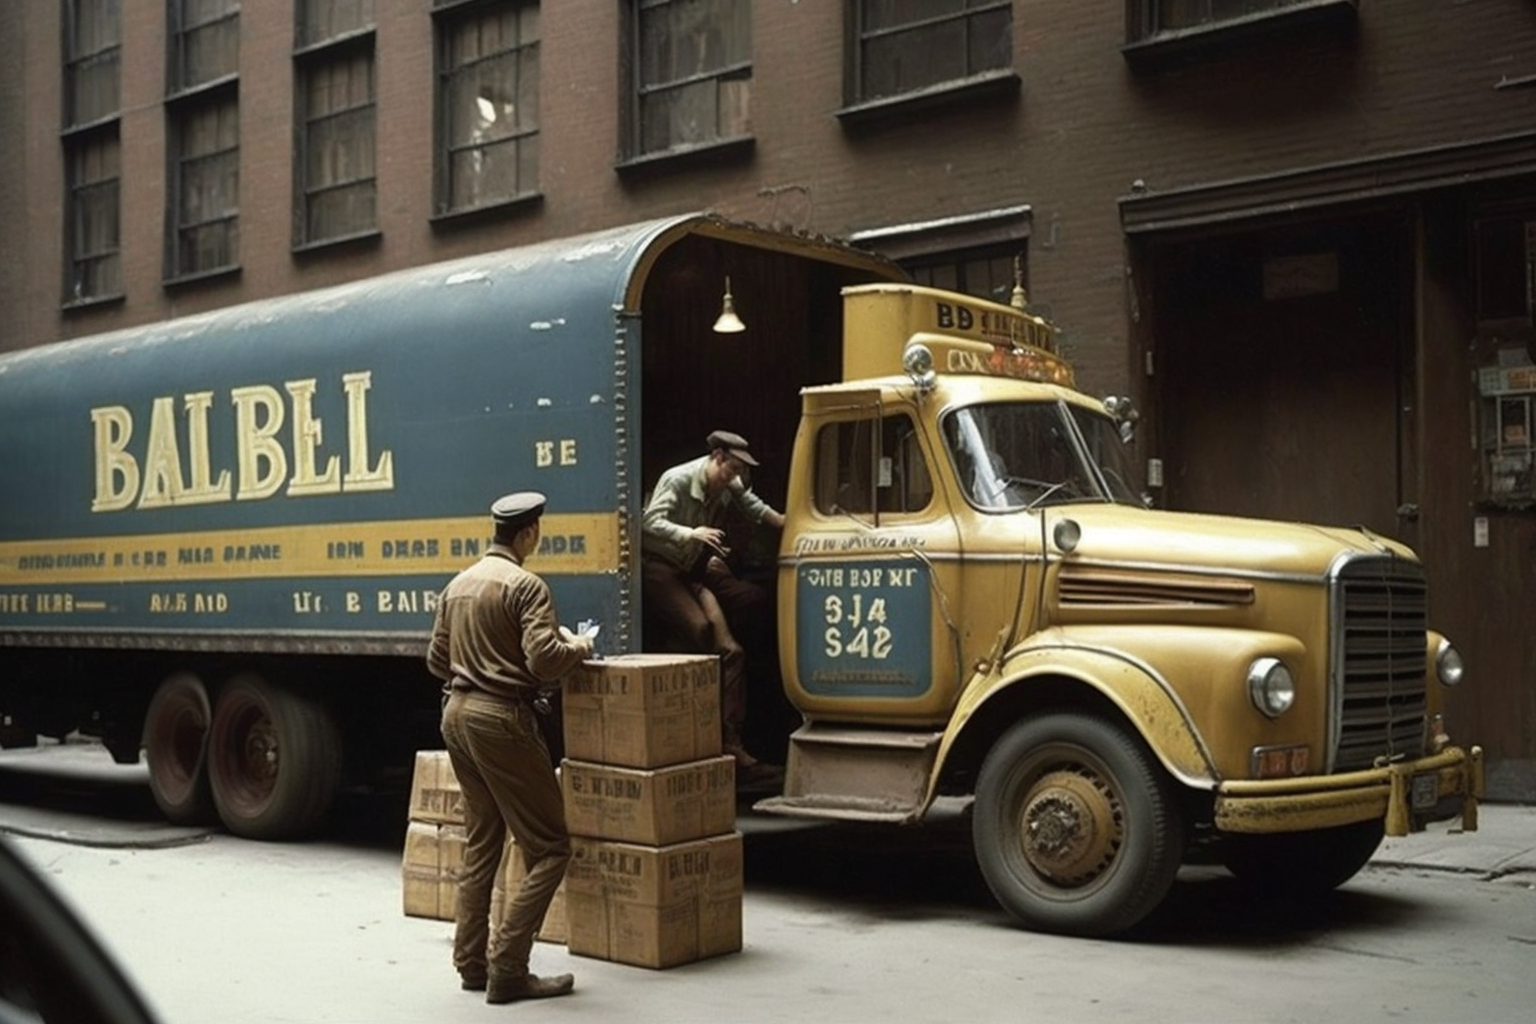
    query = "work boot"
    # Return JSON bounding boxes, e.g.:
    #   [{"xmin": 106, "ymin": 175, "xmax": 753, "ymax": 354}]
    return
[{"xmin": 485, "ymin": 972, "xmax": 575, "ymax": 1004}]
